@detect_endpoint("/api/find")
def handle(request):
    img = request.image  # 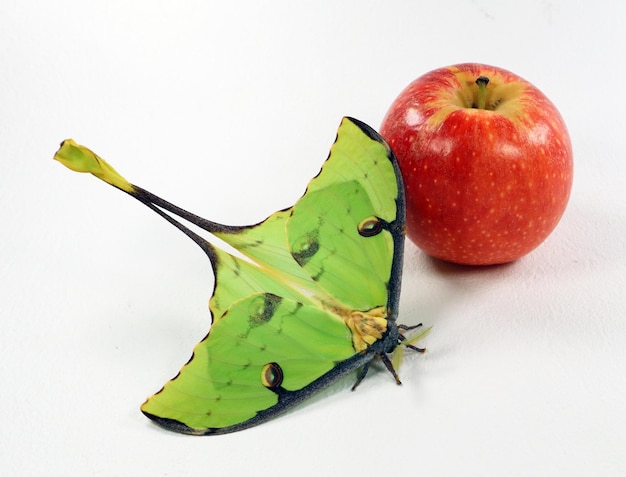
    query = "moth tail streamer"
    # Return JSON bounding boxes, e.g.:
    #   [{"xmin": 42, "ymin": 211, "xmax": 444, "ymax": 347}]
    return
[
  {"xmin": 53, "ymin": 139, "xmax": 234, "ymax": 259},
  {"xmin": 54, "ymin": 139, "xmax": 134, "ymax": 193}
]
